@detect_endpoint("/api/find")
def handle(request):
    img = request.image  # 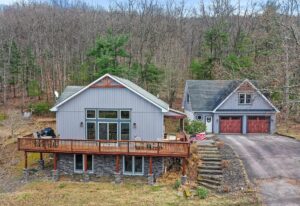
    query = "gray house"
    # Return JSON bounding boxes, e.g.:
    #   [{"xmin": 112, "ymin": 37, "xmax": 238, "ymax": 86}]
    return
[
  {"xmin": 182, "ymin": 79, "xmax": 279, "ymax": 134},
  {"xmin": 25, "ymin": 73, "xmax": 188, "ymax": 183}
]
